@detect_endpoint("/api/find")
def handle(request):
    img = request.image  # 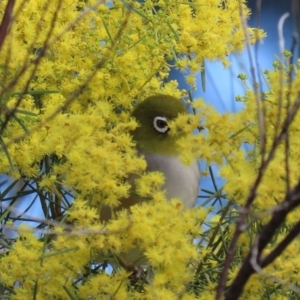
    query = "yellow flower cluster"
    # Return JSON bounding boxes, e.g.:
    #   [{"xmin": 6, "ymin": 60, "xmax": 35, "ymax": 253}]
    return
[
  {"xmin": 219, "ymin": 59, "xmax": 300, "ymax": 212},
  {"xmin": 0, "ymin": 198, "xmax": 209, "ymax": 299},
  {"xmin": 0, "ymin": 0, "xmax": 268, "ymax": 298},
  {"xmin": 188, "ymin": 57, "xmax": 300, "ymax": 296},
  {"xmin": 146, "ymin": 50, "xmax": 300, "ymax": 296}
]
